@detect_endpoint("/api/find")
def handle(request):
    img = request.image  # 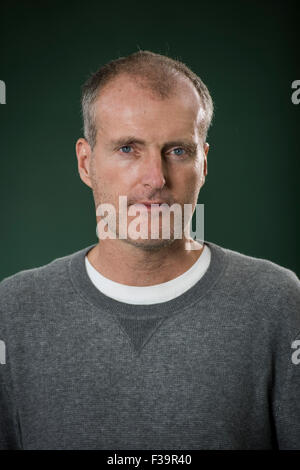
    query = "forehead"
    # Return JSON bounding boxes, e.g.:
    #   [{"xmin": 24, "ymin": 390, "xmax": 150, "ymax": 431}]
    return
[{"xmin": 93, "ymin": 75, "xmax": 204, "ymax": 141}]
